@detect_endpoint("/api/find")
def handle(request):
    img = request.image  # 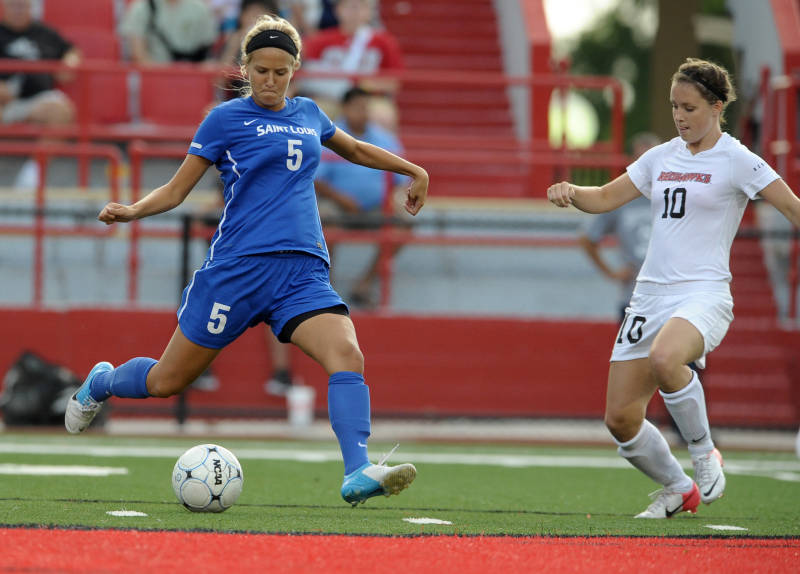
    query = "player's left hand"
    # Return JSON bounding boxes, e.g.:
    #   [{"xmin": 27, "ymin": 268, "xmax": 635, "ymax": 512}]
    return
[{"xmin": 404, "ymin": 169, "xmax": 429, "ymax": 216}]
